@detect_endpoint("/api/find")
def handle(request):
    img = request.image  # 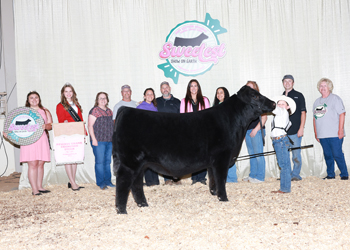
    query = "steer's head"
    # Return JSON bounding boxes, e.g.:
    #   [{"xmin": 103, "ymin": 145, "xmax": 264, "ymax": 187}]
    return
[{"xmin": 237, "ymin": 85, "xmax": 275, "ymax": 114}]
